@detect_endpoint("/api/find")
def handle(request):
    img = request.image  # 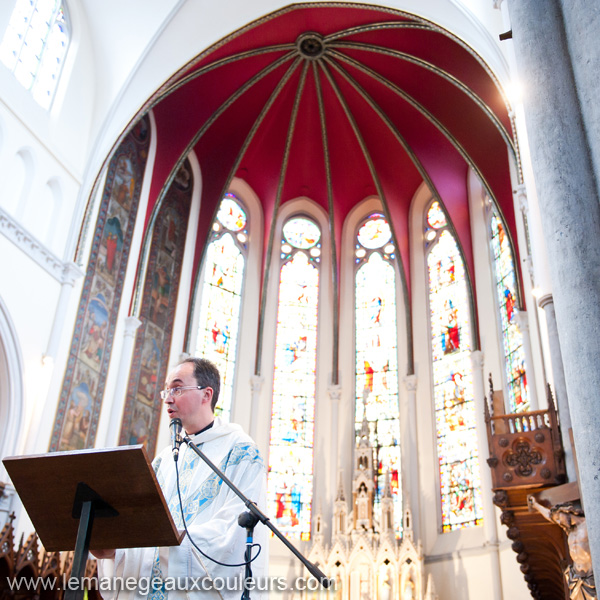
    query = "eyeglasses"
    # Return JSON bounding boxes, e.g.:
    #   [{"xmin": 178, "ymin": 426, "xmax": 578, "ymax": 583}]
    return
[{"xmin": 160, "ymin": 386, "xmax": 207, "ymax": 400}]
